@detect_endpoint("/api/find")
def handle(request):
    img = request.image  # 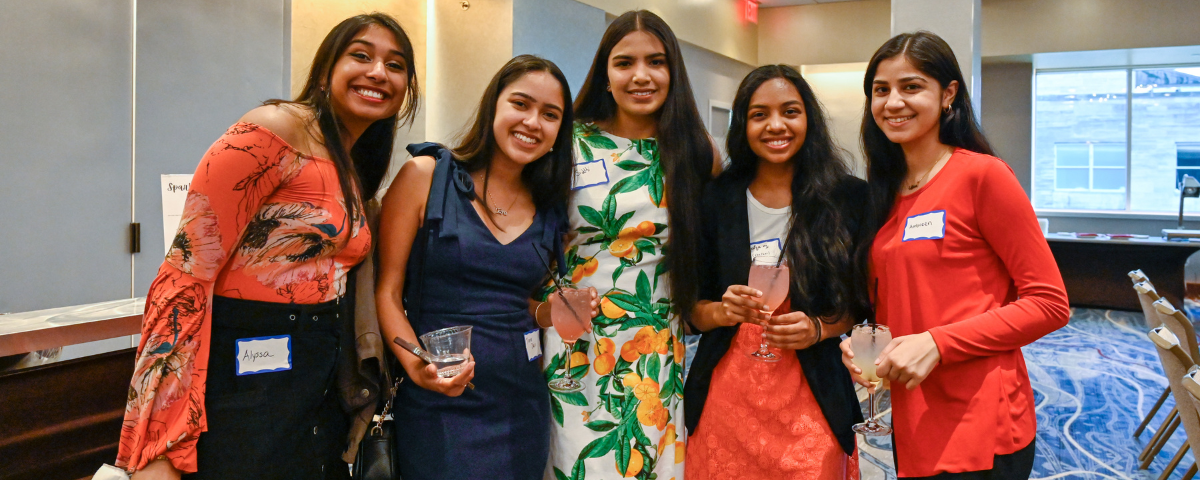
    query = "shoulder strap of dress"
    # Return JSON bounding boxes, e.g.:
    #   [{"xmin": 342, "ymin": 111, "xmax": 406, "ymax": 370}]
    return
[{"xmin": 405, "ymin": 142, "xmax": 467, "ymax": 238}]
